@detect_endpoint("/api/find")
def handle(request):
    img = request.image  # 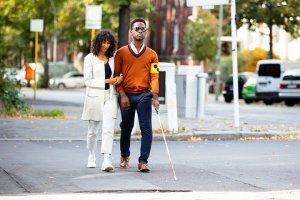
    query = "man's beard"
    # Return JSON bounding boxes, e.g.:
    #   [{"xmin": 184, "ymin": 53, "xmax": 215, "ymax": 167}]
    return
[{"xmin": 134, "ymin": 35, "xmax": 144, "ymax": 42}]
